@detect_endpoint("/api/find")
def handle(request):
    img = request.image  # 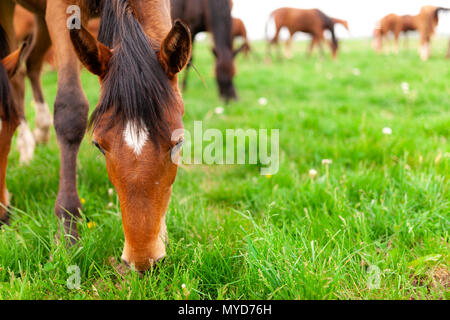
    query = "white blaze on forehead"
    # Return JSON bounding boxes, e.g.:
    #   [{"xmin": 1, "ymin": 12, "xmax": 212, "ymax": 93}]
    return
[{"xmin": 124, "ymin": 121, "xmax": 148, "ymax": 156}]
